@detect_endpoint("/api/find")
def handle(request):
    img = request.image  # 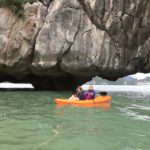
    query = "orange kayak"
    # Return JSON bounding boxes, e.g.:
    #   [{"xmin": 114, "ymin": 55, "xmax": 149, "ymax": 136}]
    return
[{"xmin": 55, "ymin": 96, "xmax": 111, "ymax": 107}]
